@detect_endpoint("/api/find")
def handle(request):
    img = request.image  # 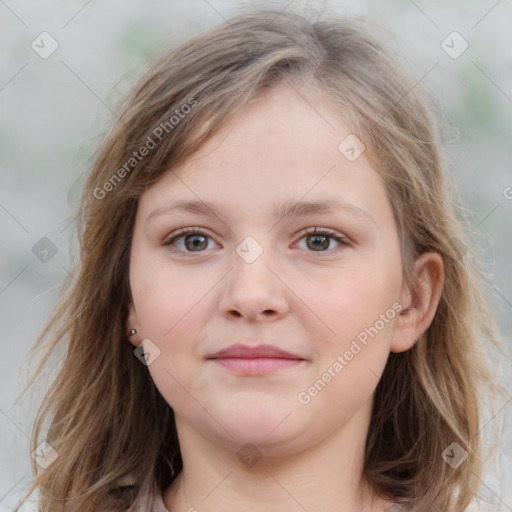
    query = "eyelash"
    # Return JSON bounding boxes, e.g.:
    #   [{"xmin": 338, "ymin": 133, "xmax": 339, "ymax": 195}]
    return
[{"xmin": 162, "ymin": 227, "xmax": 350, "ymax": 256}]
